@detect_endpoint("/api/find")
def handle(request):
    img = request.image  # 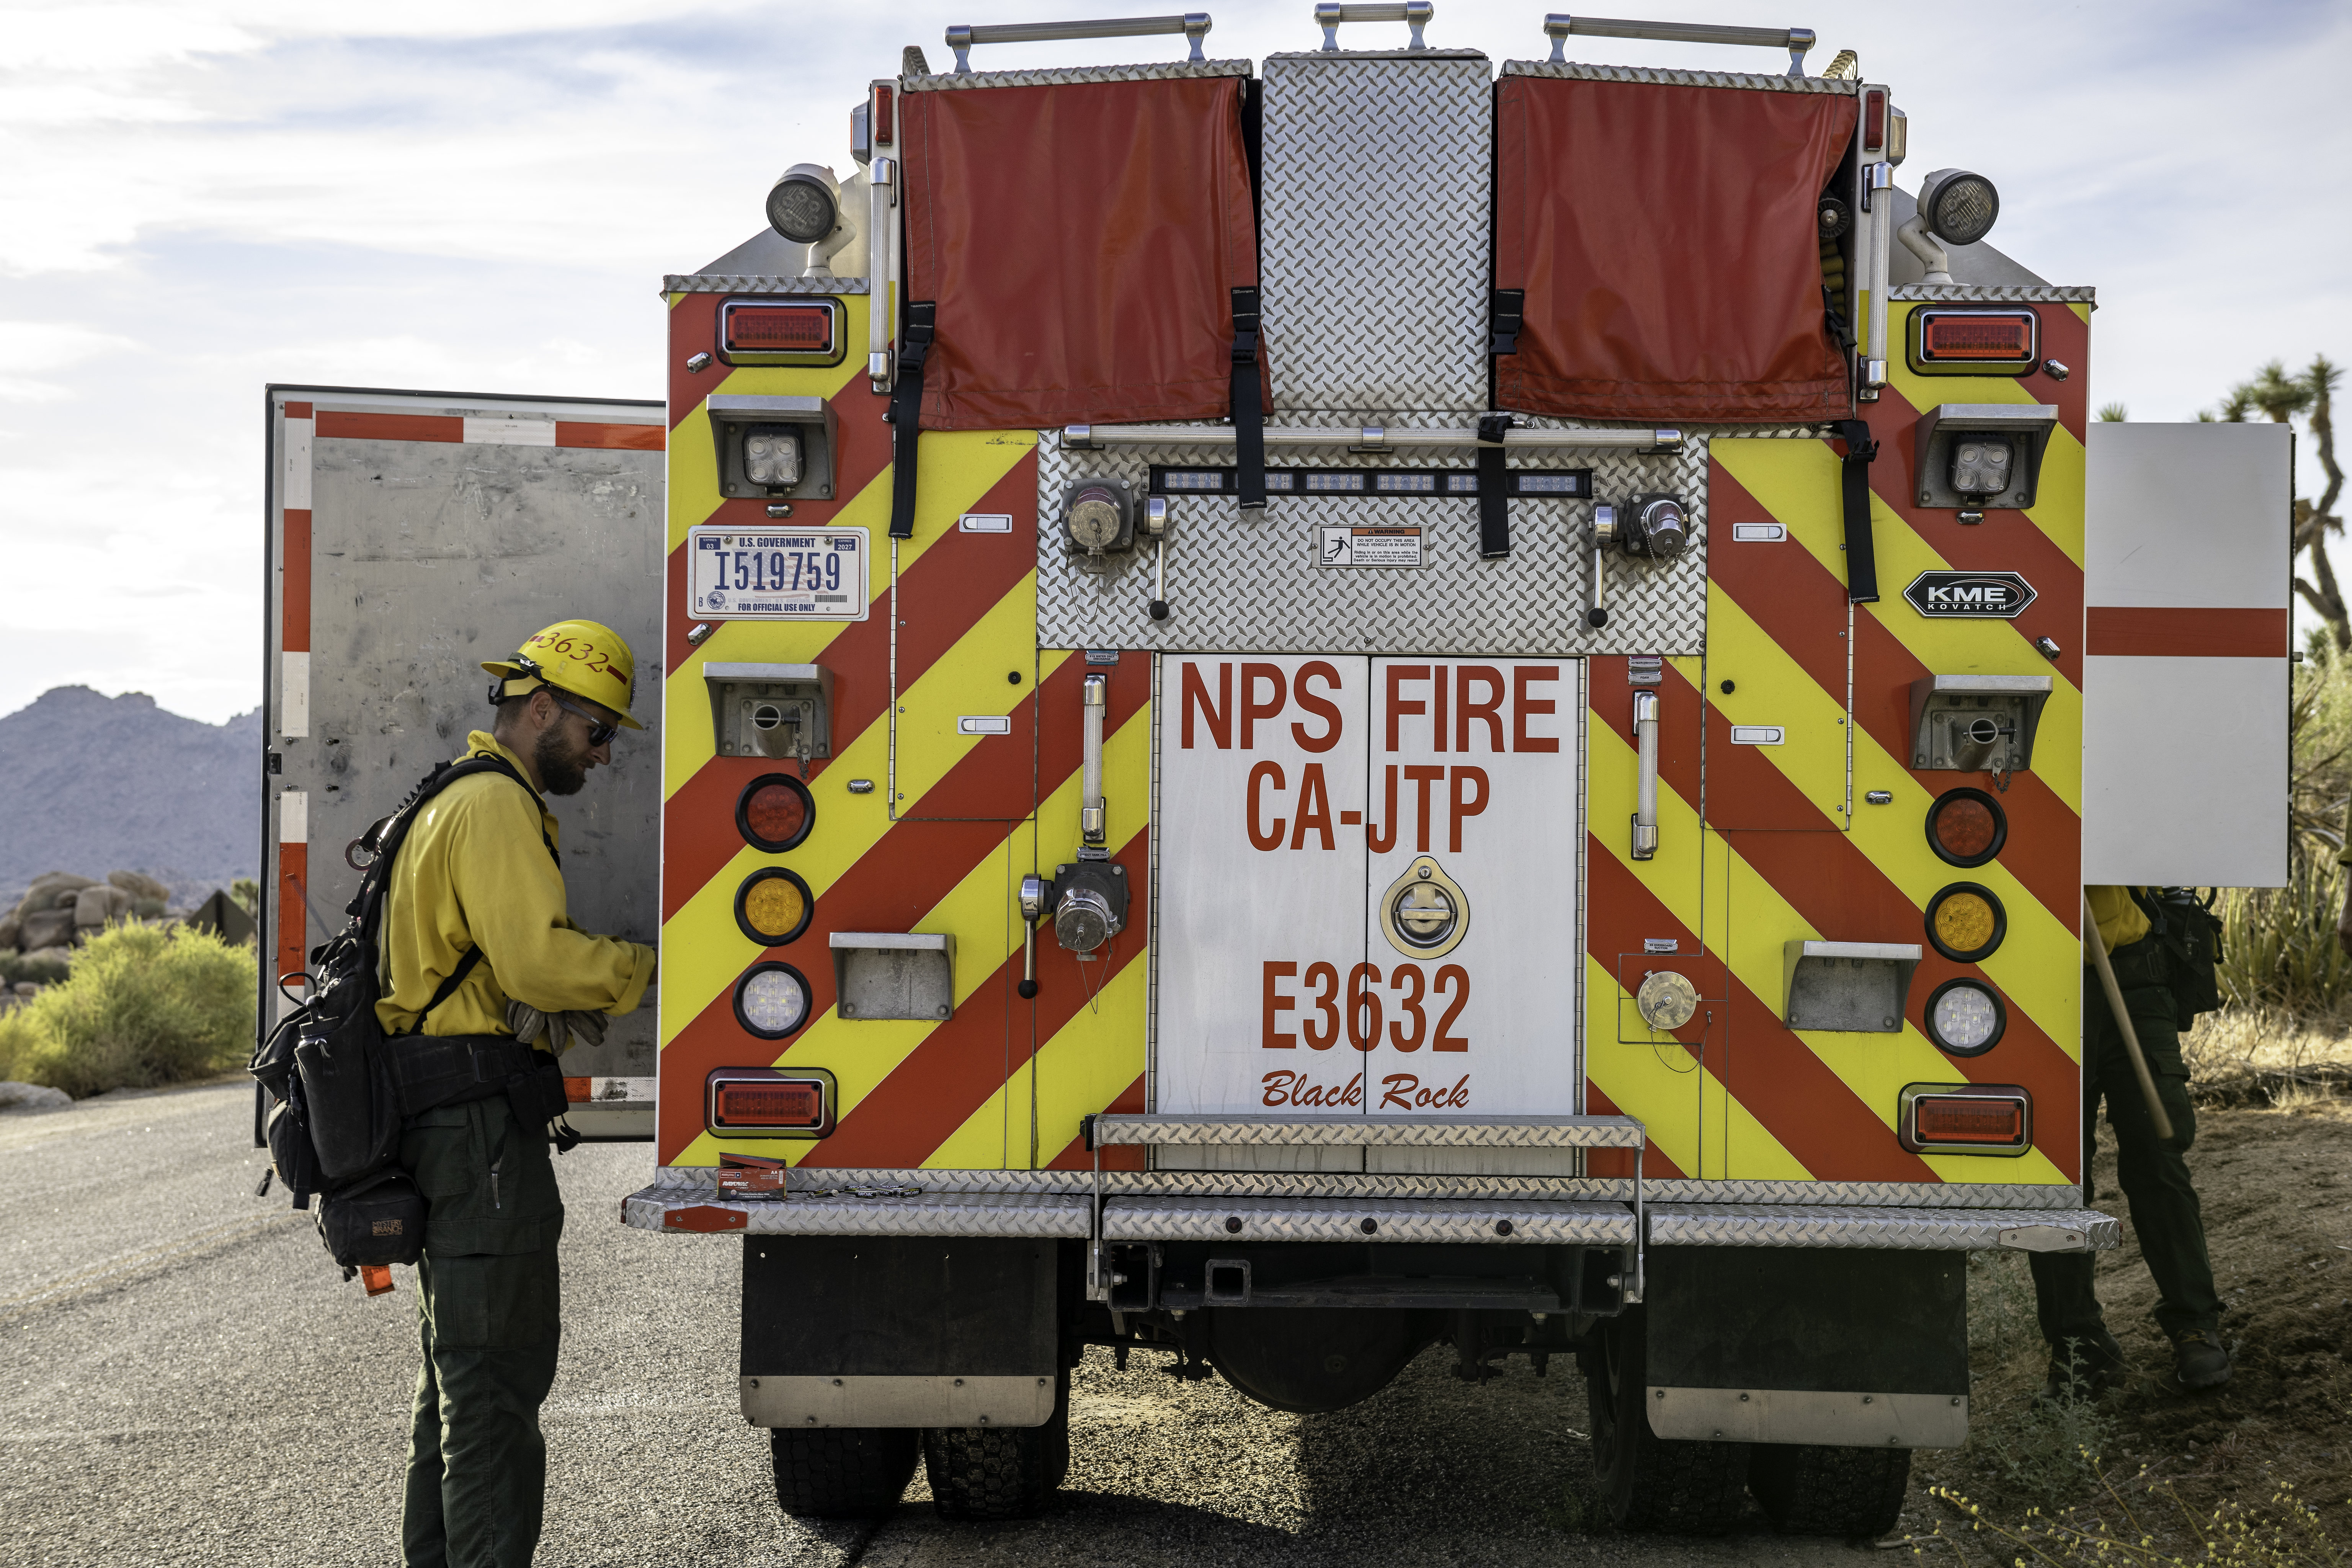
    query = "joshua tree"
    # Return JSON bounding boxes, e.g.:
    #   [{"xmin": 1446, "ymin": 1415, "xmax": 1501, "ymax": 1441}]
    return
[
  {"xmin": 2096, "ymin": 402, "xmax": 2127, "ymax": 421},
  {"xmin": 2209, "ymin": 359, "xmax": 2345, "ymax": 649}
]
